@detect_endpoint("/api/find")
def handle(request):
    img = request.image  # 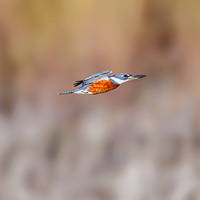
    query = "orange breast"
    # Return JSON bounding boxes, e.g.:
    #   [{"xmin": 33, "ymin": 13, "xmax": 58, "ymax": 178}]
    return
[{"xmin": 88, "ymin": 80, "xmax": 119, "ymax": 94}]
